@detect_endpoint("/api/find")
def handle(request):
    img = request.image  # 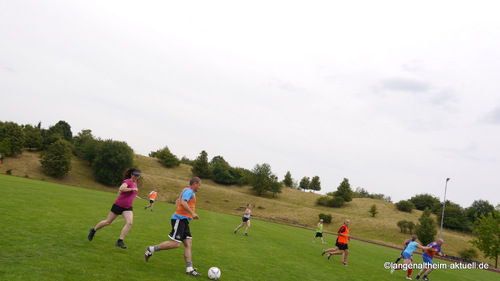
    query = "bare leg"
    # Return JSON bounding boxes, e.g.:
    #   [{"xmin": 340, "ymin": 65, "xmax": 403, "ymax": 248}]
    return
[
  {"xmin": 183, "ymin": 238, "xmax": 193, "ymax": 263},
  {"xmin": 158, "ymin": 240, "xmax": 182, "ymax": 250},
  {"xmin": 244, "ymin": 220, "xmax": 251, "ymax": 233},
  {"xmin": 235, "ymin": 221, "xmax": 245, "ymax": 231},
  {"xmin": 119, "ymin": 211, "xmax": 133, "ymax": 240},
  {"xmin": 94, "ymin": 212, "xmax": 118, "ymax": 231}
]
